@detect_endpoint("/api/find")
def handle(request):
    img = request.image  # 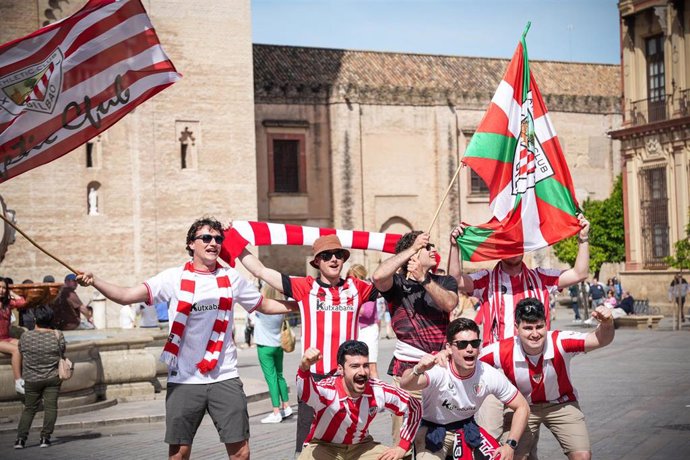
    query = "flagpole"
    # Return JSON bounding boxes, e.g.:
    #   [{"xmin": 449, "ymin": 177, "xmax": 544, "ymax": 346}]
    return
[{"xmin": 0, "ymin": 213, "xmax": 78, "ymax": 274}]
